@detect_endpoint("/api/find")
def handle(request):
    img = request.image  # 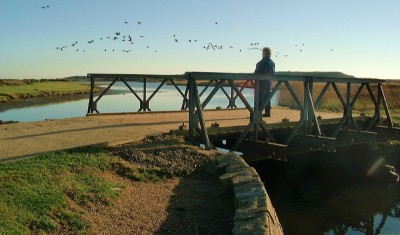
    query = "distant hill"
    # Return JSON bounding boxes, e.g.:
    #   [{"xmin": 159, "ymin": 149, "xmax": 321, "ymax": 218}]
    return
[
  {"xmin": 275, "ymin": 71, "xmax": 354, "ymax": 78},
  {"xmin": 64, "ymin": 76, "xmax": 88, "ymax": 82}
]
